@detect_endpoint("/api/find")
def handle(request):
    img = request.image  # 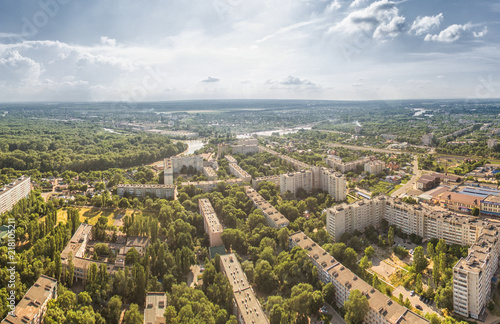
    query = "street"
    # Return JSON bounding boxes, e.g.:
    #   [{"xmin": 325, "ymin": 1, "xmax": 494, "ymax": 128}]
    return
[{"xmin": 391, "ymin": 155, "xmax": 421, "ymax": 198}]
